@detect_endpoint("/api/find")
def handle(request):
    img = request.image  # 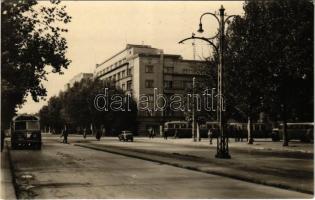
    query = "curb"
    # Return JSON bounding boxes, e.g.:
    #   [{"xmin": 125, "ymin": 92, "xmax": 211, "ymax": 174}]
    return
[
  {"xmin": 135, "ymin": 139, "xmax": 314, "ymax": 159},
  {"xmin": 75, "ymin": 143, "xmax": 313, "ymax": 195},
  {"xmin": 1, "ymin": 141, "xmax": 18, "ymax": 200}
]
